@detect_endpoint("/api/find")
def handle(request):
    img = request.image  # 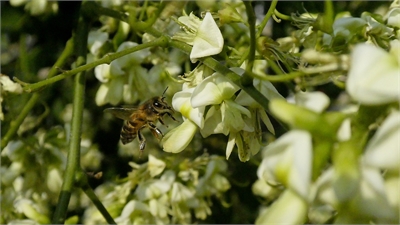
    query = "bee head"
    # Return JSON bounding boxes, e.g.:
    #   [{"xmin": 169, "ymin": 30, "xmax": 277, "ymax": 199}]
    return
[{"xmin": 151, "ymin": 89, "xmax": 174, "ymax": 114}]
